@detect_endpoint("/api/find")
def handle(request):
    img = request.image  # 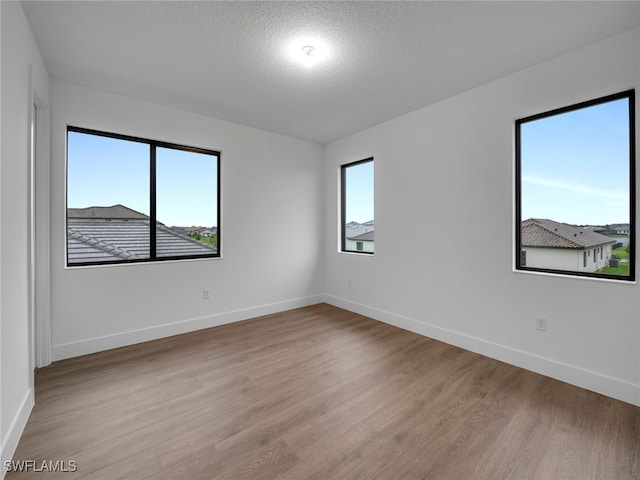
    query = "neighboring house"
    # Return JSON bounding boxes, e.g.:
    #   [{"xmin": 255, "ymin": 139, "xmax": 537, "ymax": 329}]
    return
[
  {"xmin": 521, "ymin": 218, "xmax": 615, "ymax": 273},
  {"xmin": 589, "ymin": 223, "xmax": 630, "ymax": 235},
  {"xmin": 184, "ymin": 226, "xmax": 217, "ymax": 237},
  {"xmin": 68, "ymin": 204, "xmax": 149, "ymax": 221},
  {"xmin": 610, "ymin": 223, "xmax": 630, "ymax": 234},
  {"xmin": 345, "ymin": 220, "xmax": 374, "ymax": 238},
  {"xmin": 67, "ymin": 204, "xmax": 217, "ymax": 263},
  {"xmin": 344, "ymin": 220, "xmax": 374, "ymax": 252},
  {"xmin": 346, "ymin": 230, "xmax": 374, "ymax": 253}
]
